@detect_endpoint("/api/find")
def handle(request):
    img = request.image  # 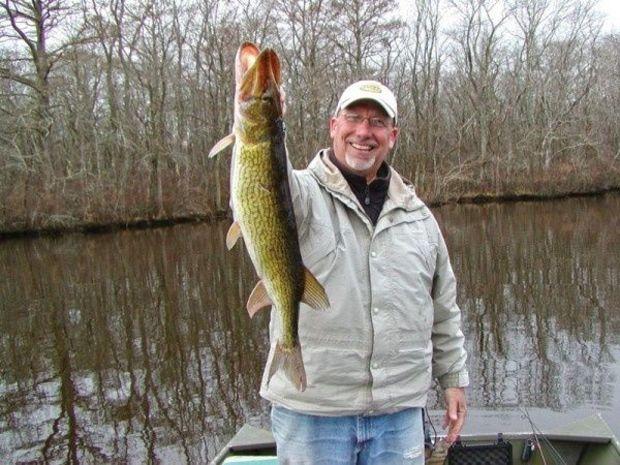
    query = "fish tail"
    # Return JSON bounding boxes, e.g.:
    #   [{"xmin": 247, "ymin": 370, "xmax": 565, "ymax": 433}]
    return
[{"xmin": 268, "ymin": 341, "xmax": 307, "ymax": 392}]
